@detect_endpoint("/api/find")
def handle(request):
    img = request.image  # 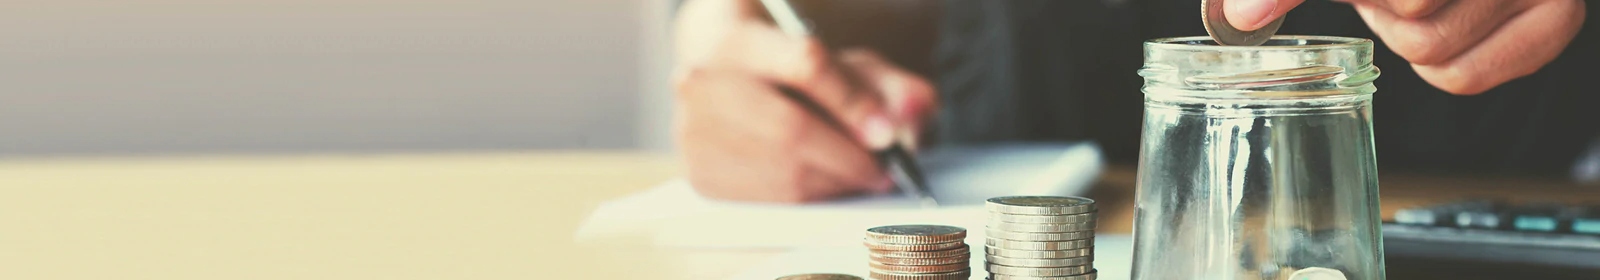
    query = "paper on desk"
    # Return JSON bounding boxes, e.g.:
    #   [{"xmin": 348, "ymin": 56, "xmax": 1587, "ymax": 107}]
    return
[{"xmin": 573, "ymin": 142, "xmax": 1104, "ymax": 249}]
